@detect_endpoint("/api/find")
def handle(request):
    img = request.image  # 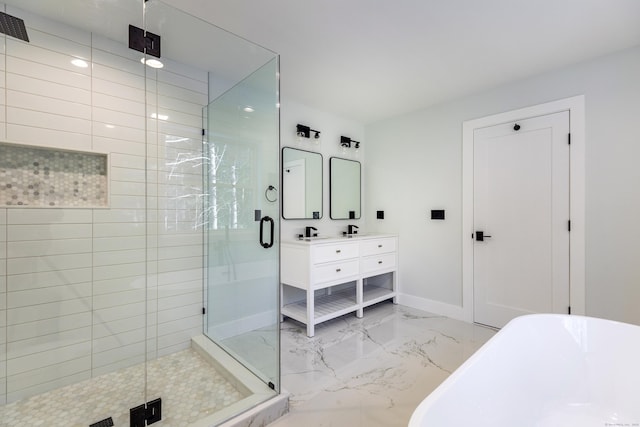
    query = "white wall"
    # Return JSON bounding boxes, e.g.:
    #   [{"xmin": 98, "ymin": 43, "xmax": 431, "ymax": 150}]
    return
[
  {"xmin": 280, "ymin": 99, "xmax": 365, "ymax": 240},
  {"xmin": 365, "ymin": 45, "xmax": 640, "ymax": 326},
  {"xmin": 0, "ymin": 5, "xmax": 205, "ymax": 403}
]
